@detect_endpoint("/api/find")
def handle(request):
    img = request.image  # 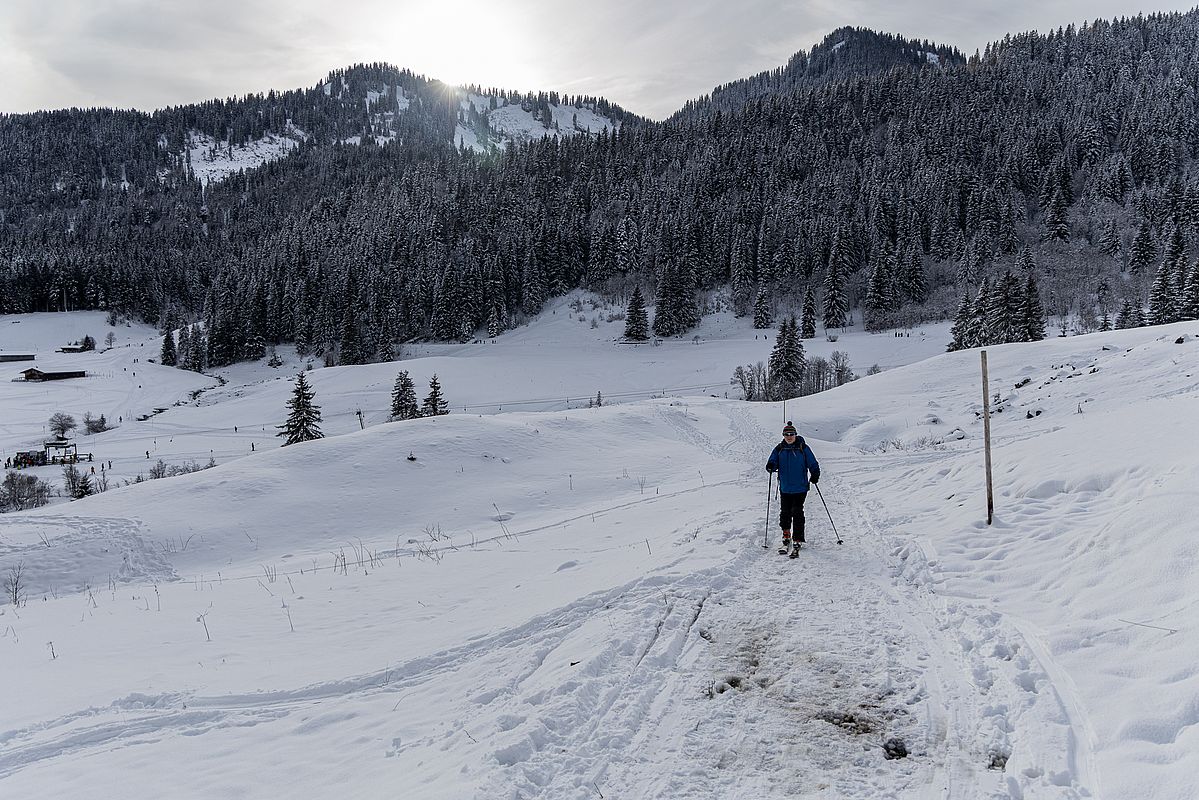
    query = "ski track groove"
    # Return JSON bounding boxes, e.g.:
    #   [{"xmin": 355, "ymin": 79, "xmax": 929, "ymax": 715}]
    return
[
  {"xmin": 474, "ymin": 405, "xmax": 1001, "ymax": 799},
  {"xmin": 0, "ymin": 400, "xmax": 1097, "ymax": 798},
  {"xmin": 0, "ymin": 564, "xmax": 715, "ymax": 781}
]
